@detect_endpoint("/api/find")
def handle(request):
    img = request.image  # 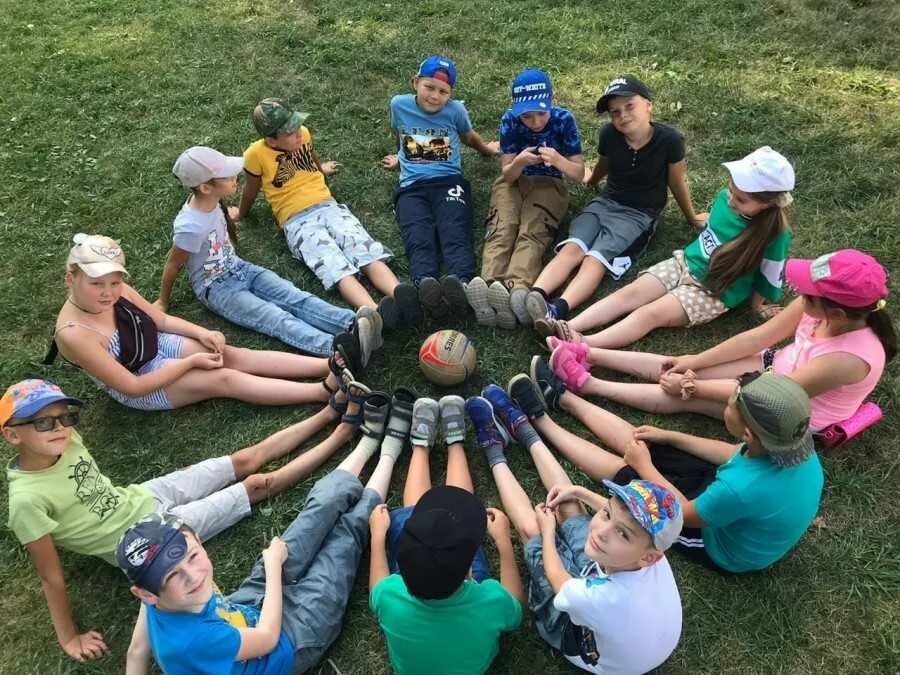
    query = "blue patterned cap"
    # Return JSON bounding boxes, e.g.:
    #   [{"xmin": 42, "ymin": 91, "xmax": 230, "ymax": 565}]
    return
[
  {"xmin": 602, "ymin": 479, "xmax": 683, "ymax": 551},
  {"xmin": 116, "ymin": 513, "xmax": 188, "ymax": 595},
  {"xmin": 417, "ymin": 55, "xmax": 457, "ymax": 86},
  {"xmin": 511, "ymin": 68, "xmax": 553, "ymax": 116}
]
